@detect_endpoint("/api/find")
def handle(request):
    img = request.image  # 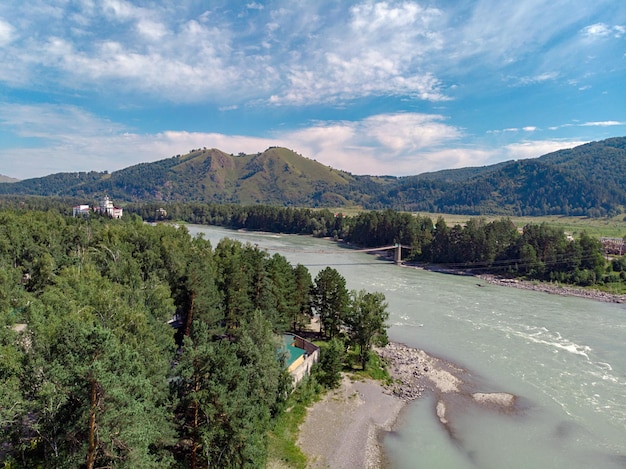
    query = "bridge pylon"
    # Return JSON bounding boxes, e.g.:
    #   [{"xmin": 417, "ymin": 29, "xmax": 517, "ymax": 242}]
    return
[{"xmin": 394, "ymin": 243, "xmax": 402, "ymax": 264}]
